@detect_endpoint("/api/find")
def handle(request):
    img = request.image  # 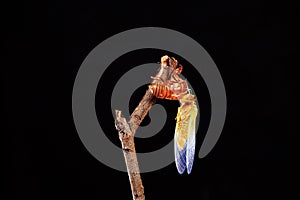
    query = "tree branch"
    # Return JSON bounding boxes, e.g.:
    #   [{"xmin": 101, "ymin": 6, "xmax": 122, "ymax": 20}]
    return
[
  {"xmin": 114, "ymin": 56, "xmax": 179, "ymax": 200},
  {"xmin": 115, "ymin": 110, "xmax": 145, "ymax": 200}
]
